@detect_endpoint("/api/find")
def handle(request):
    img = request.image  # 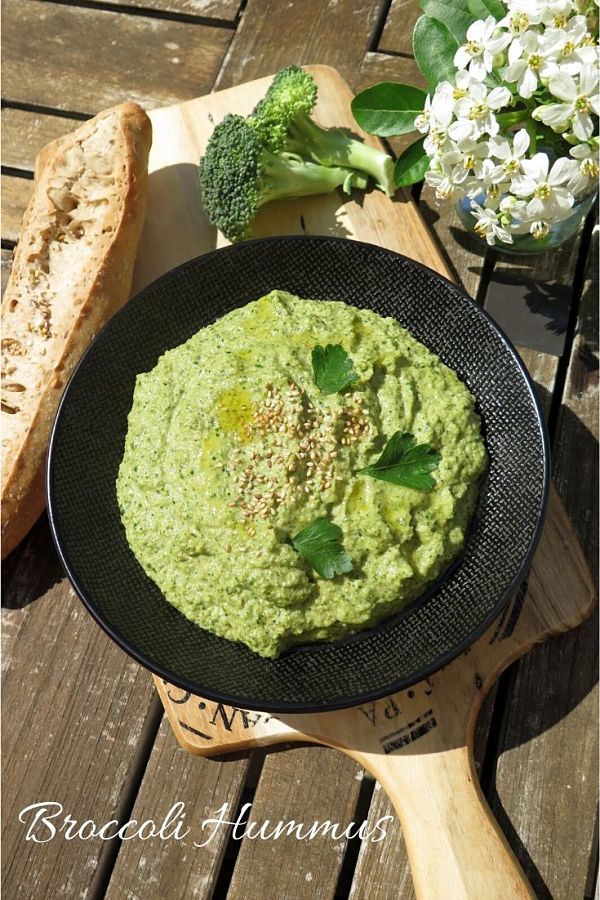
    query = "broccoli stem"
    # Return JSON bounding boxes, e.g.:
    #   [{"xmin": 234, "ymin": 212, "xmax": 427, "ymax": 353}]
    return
[
  {"xmin": 287, "ymin": 116, "xmax": 396, "ymax": 197},
  {"xmin": 258, "ymin": 152, "xmax": 368, "ymax": 206}
]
